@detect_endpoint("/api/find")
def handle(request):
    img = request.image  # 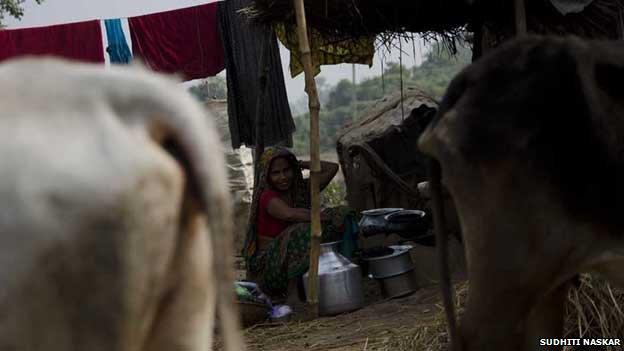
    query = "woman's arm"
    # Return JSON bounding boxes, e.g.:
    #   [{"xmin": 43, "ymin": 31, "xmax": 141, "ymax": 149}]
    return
[
  {"xmin": 267, "ymin": 196, "xmax": 312, "ymax": 222},
  {"xmin": 299, "ymin": 160, "xmax": 339, "ymax": 191},
  {"xmin": 266, "ymin": 196, "xmax": 330, "ymax": 222}
]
